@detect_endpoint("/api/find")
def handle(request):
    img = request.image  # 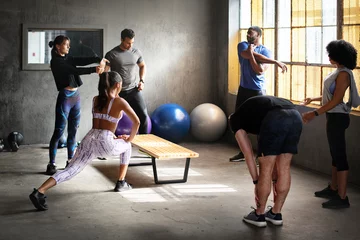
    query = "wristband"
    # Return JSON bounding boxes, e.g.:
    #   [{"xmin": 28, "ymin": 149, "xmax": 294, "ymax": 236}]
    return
[
  {"xmin": 140, "ymin": 79, "xmax": 145, "ymax": 84},
  {"xmin": 253, "ymin": 180, "xmax": 258, "ymax": 185},
  {"xmin": 314, "ymin": 110, "xmax": 319, "ymax": 116}
]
